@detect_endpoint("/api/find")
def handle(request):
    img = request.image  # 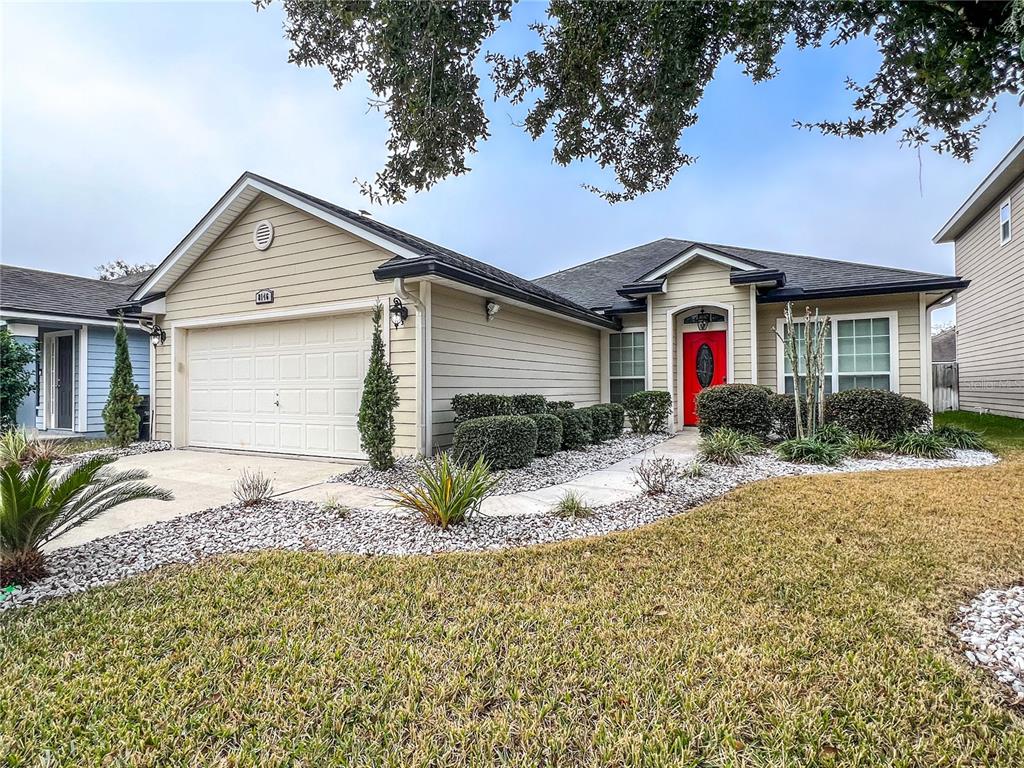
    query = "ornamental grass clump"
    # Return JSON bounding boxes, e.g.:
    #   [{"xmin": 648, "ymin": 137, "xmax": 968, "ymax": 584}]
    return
[
  {"xmin": 0, "ymin": 456, "xmax": 172, "ymax": 586},
  {"xmin": 699, "ymin": 428, "xmax": 761, "ymax": 466},
  {"xmin": 386, "ymin": 453, "xmax": 497, "ymax": 529},
  {"xmin": 775, "ymin": 437, "xmax": 847, "ymax": 466},
  {"xmin": 933, "ymin": 424, "xmax": 988, "ymax": 451},
  {"xmin": 552, "ymin": 489, "xmax": 593, "ymax": 519},
  {"xmin": 232, "ymin": 468, "xmax": 275, "ymax": 506},
  {"xmin": 888, "ymin": 431, "xmax": 954, "ymax": 459},
  {"xmin": 0, "ymin": 431, "xmax": 68, "ymax": 468},
  {"xmin": 814, "ymin": 422, "xmax": 854, "ymax": 448},
  {"xmin": 846, "ymin": 434, "xmax": 887, "ymax": 458},
  {"xmin": 632, "ymin": 454, "xmax": 678, "ymax": 495}
]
